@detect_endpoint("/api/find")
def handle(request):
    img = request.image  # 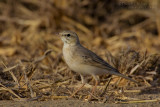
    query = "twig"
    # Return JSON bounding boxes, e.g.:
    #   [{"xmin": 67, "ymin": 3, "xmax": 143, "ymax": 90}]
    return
[
  {"xmin": 22, "ymin": 65, "xmax": 35, "ymax": 98},
  {"xmin": 33, "ymin": 49, "xmax": 53, "ymax": 64},
  {"xmin": 1, "ymin": 62, "xmax": 20, "ymax": 87},
  {"xmin": 0, "ymin": 83, "xmax": 21, "ymax": 99},
  {"xmin": 116, "ymin": 99, "xmax": 159, "ymax": 104},
  {"xmin": 100, "ymin": 77, "xmax": 112, "ymax": 97},
  {"xmin": 130, "ymin": 60, "xmax": 145, "ymax": 75},
  {"xmin": 2, "ymin": 63, "xmax": 20, "ymax": 72}
]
